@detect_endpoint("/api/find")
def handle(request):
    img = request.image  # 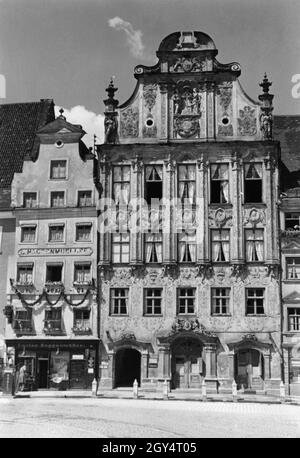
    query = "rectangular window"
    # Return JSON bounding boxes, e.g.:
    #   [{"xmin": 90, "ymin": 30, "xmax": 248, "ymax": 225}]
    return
[
  {"xmin": 211, "ymin": 229, "xmax": 230, "ymax": 262},
  {"xmin": 46, "ymin": 264, "xmax": 63, "ymax": 283},
  {"xmin": 74, "ymin": 263, "xmax": 91, "ymax": 283},
  {"xmin": 77, "ymin": 190, "xmax": 92, "ymax": 207},
  {"xmin": 23, "ymin": 192, "xmax": 37, "ymax": 208},
  {"xmin": 245, "ymin": 229, "xmax": 264, "ymax": 262},
  {"xmin": 244, "ymin": 163, "xmax": 262, "ymax": 203},
  {"xmin": 49, "ymin": 224, "xmax": 64, "ymax": 242},
  {"xmin": 50, "ymin": 191, "xmax": 65, "ymax": 207},
  {"xmin": 144, "ymin": 288, "xmax": 162, "ymax": 315},
  {"xmin": 17, "ymin": 264, "xmax": 33, "ymax": 284},
  {"xmin": 44, "ymin": 308, "xmax": 62, "ymax": 331},
  {"xmin": 177, "ymin": 288, "xmax": 195, "ymax": 314},
  {"xmin": 178, "ymin": 165, "xmax": 196, "ymax": 205},
  {"xmin": 286, "ymin": 258, "xmax": 300, "ymax": 280},
  {"xmin": 73, "ymin": 310, "xmax": 90, "ymax": 331},
  {"xmin": 211, "ymin": 164, "xmax": 229, "ymax": 204},
  {"xmin": 212, "ymin": 288, "xmax": 230, "ymax": 315},
  {"xmin": 14, "ymin": 309, "xmax": 32, "ymax": 331},
  {"xmin": 75, "ymin": 224, "xmax": 92, "ymax": 242},
  {"xmin": 110, "ymin": 288, "xmax": 129, "ymax": 315},
  {"xmin": 178, "ymin": 231, "xmax": 196, "ymax": 262},
  {"xmin": 113, "ymin": 166, "xmax": 130, "ymax": 205},
  {"xmin": 112, "ymin": 232, "xmax": 130, "ymax": 263},
  {"xmin": 246, "ymin": 288, "xmax": 265, "ymax": 315},
  {"xmin": 145, "ymin": 233, "xmax": 162, "ymax": 263},
  {"xmin": 50, "ymin": 160, "xmax": 67, "ymax": 179},
  {"xmin": 145, "ymin": 165, "xmax": 163, "ymax": 205},
  {"xmin": 285, "ymin": 213, "xmax": 300, "ymax": 230},
  {"xmin": 288, "ymin": 308, "xmax": 300, "ymax": 331},
  {"xmin": 21, "ymin": 226, "xmax": 36, "ymax": 243}
]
